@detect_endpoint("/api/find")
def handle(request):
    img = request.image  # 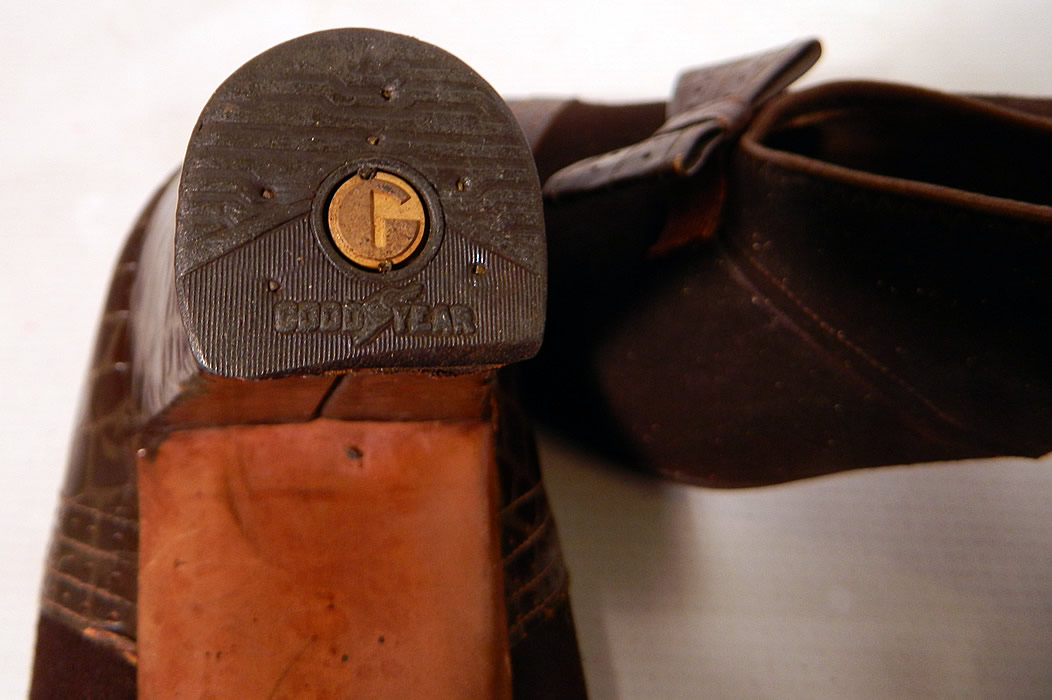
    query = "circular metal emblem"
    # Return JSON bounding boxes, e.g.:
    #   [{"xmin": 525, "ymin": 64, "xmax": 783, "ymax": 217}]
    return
[{"xmin": 326, "ymin": 171, "xmax": 428, "ymax": 270}]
